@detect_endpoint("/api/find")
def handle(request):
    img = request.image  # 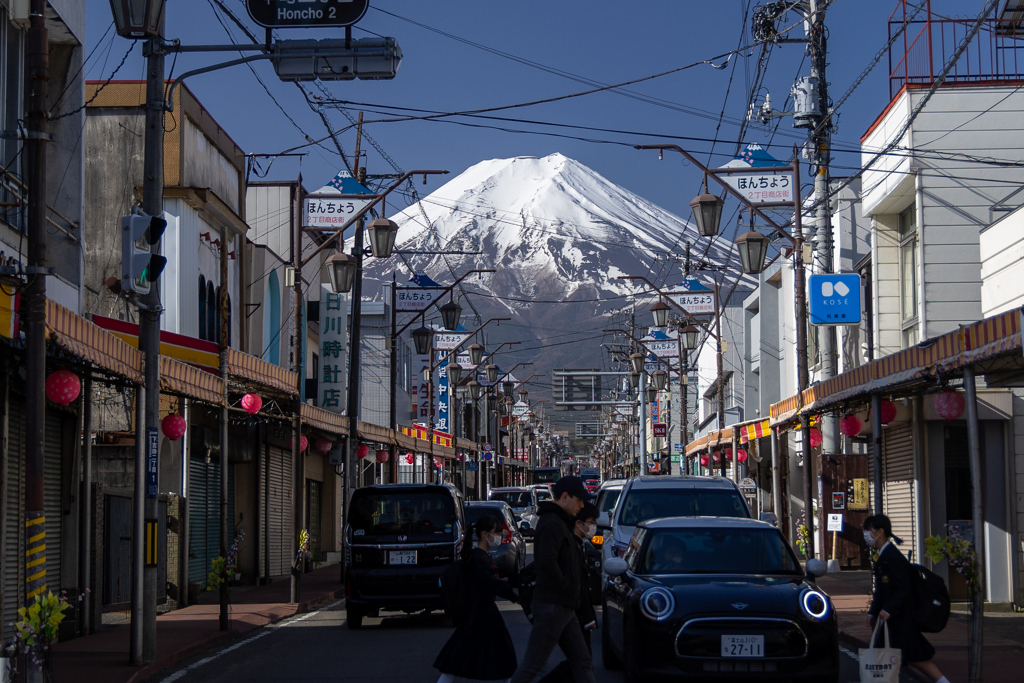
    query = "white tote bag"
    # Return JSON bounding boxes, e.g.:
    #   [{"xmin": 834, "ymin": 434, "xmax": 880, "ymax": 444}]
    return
[{"xmin": 859, "ymin": 620, "xmax": 902, "ymax": 683}]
